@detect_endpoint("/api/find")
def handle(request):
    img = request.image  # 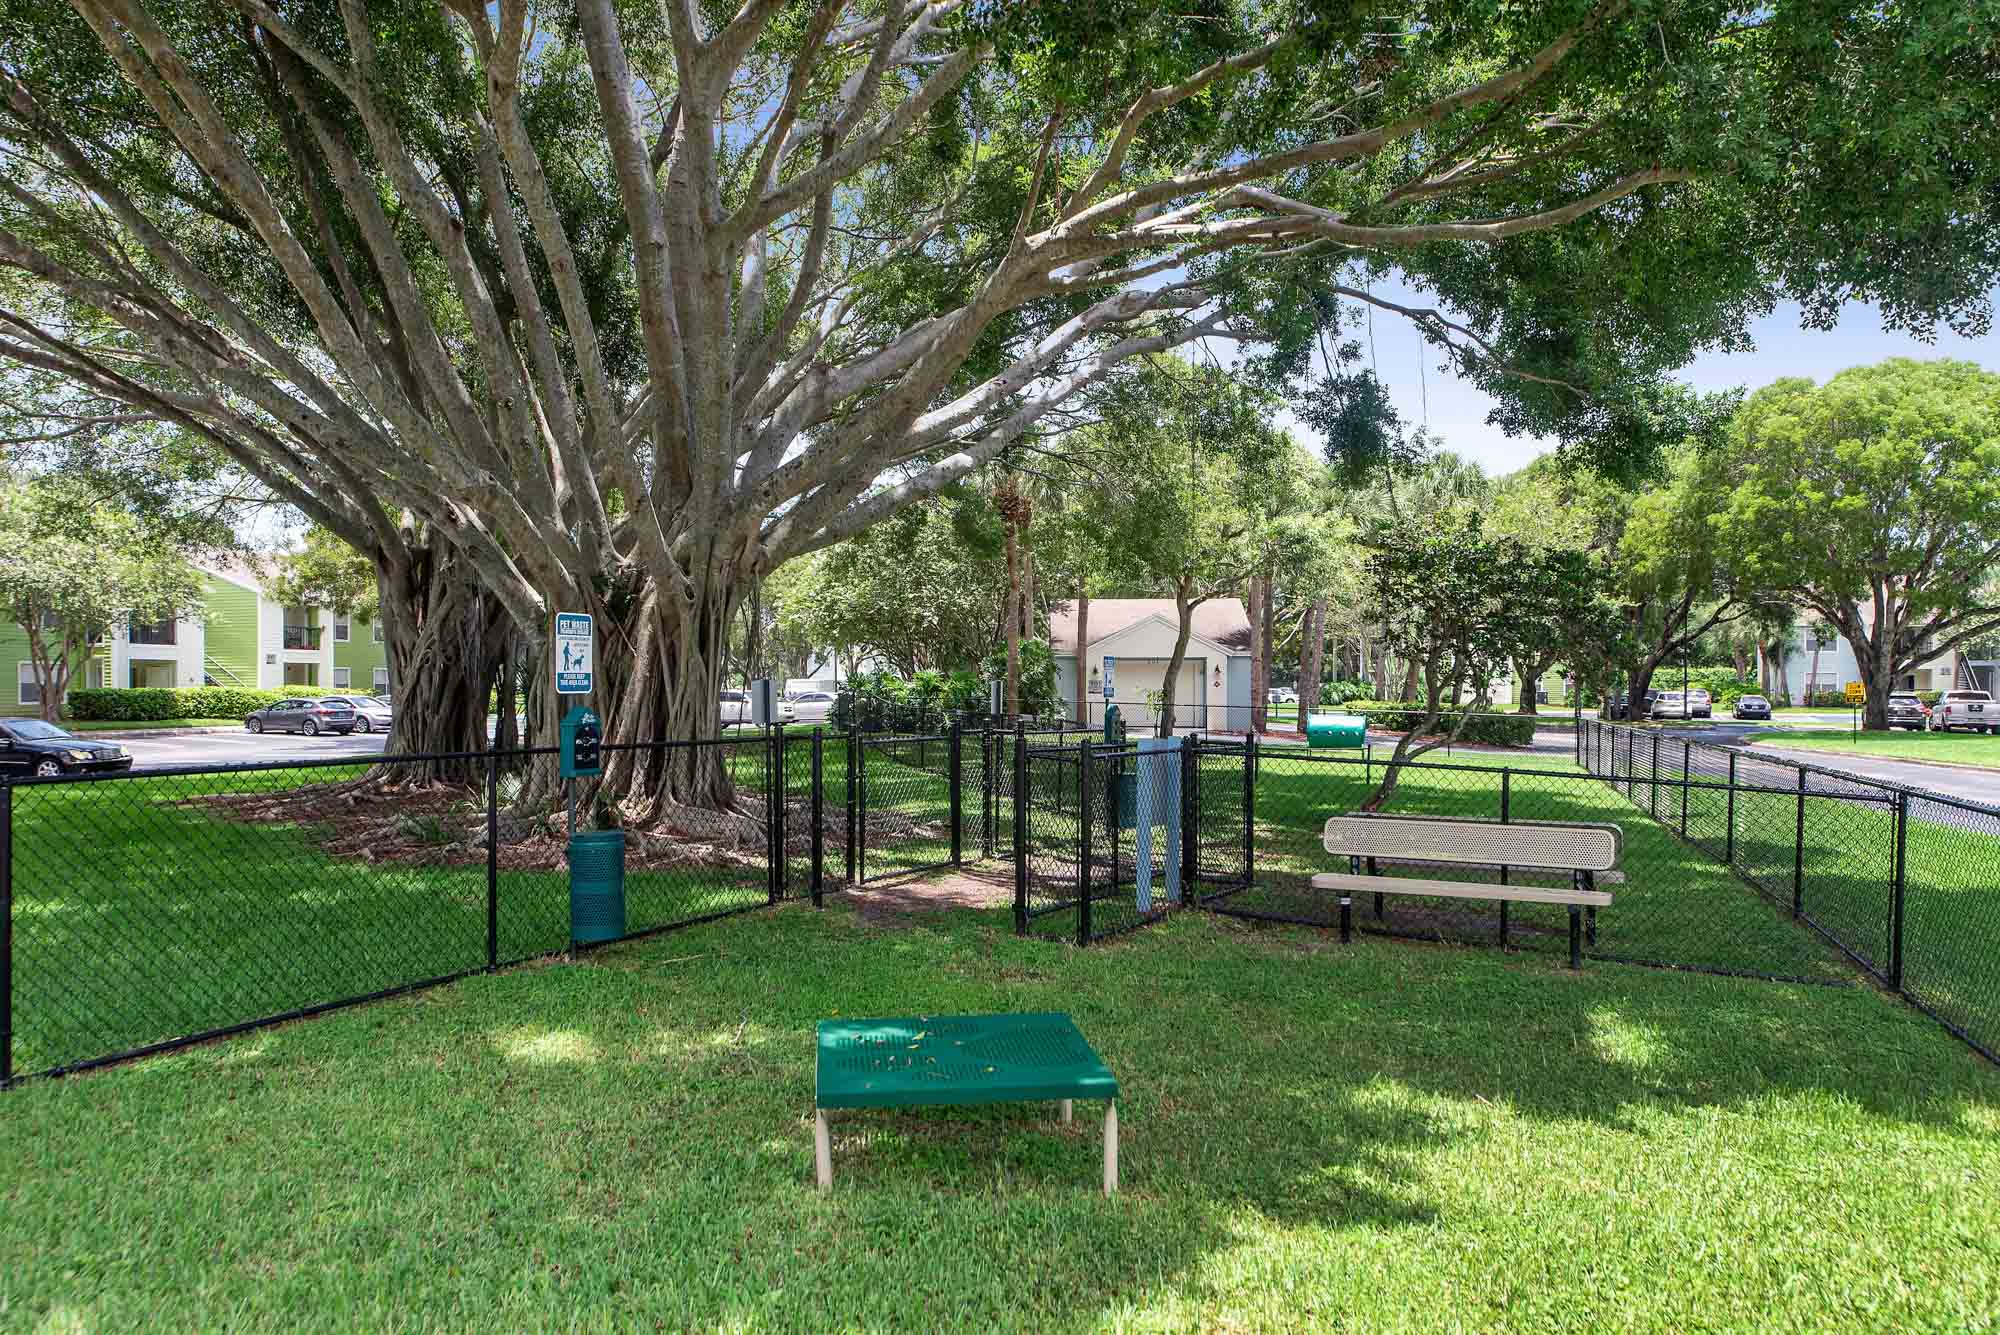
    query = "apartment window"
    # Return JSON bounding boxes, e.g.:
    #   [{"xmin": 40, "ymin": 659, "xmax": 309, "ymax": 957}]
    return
[
  {"xmin": 372, "ymin": 620, "xmax": 384, "ymax": 643},
  {"xmin": 17, "ymin": 662, "xmax": 39, "ymax": 706},
  {"xmin": 333, "ymin": 666, "xmax": 352, "ymax": 688},
  {"xmin": 333, "ymin": 614, "xmax": 350, "ymax": 643},
  {"xmin": 128, "ymin": 617, "xmax": 177, "ymax": 646},
  {"xmin": 373, "ymin": 667, "xmax": 390, "ymax": 692}
]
